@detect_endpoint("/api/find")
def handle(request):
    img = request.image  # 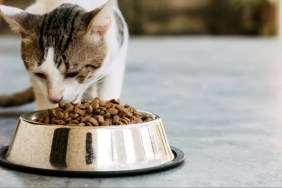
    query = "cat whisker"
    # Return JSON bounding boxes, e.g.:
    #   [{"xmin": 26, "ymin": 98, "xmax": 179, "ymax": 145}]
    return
[
  {"xmin": 82, "ymin": 94, "xmax": 91, "ymax": 101},
  {"xmin": 83, "ymin": 91, "xmax": 97, "ymax": 94},
  {"xmin": 88, "ymin": 76, "xmax": 105, "ymax": 86},
  {"xmin": 88, "ymin": 80, "xmax": 102, "ymax": 88}
]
